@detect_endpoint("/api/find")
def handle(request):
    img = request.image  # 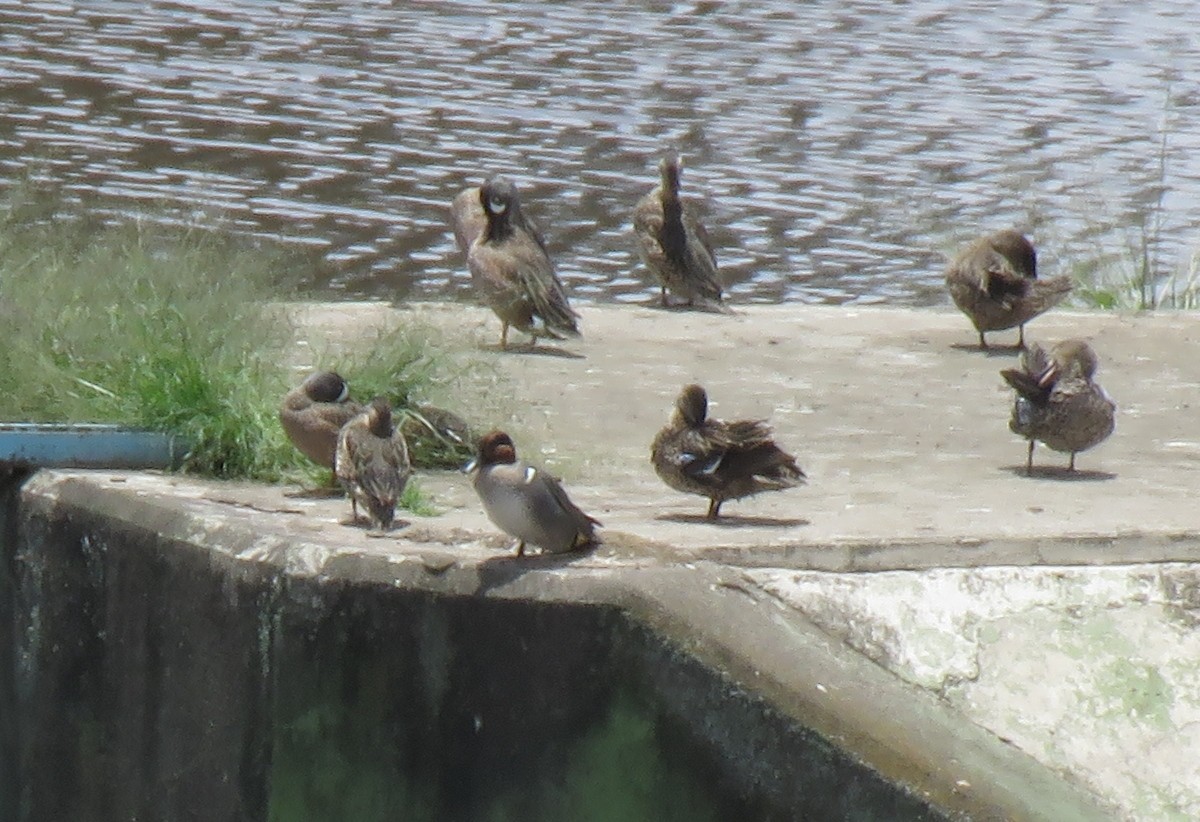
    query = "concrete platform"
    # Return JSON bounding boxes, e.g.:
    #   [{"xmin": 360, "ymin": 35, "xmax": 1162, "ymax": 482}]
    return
[
  {"xmin": 288, "ymin": 300, "xmax": 1200, "ymax": 820},
  {"xmin": 21, "ymin": 301, "xmax": 1200, "ymax": 819}
]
